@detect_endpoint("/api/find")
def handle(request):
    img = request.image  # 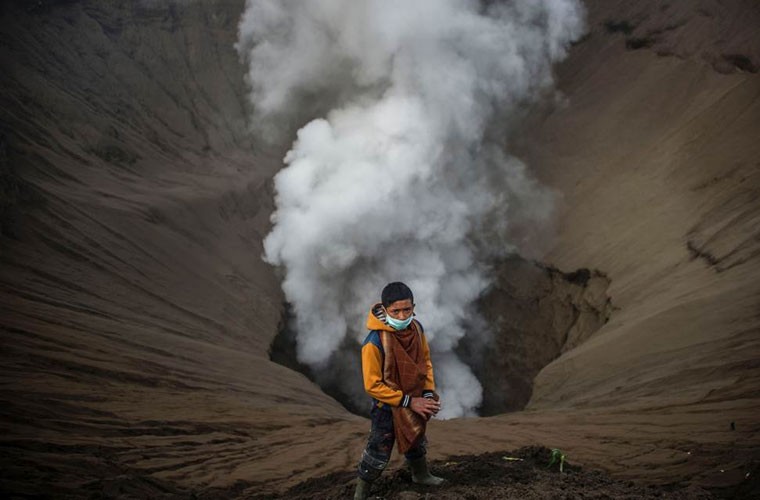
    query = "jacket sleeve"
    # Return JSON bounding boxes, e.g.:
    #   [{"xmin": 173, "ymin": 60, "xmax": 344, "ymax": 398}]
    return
[
  {"xmin": 361, "ymin": 337, "xmax": 411, "ymax": 407},
  {"xmin": 420, "ymin": 331, "xmax": 436, "ymax": 393}
]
